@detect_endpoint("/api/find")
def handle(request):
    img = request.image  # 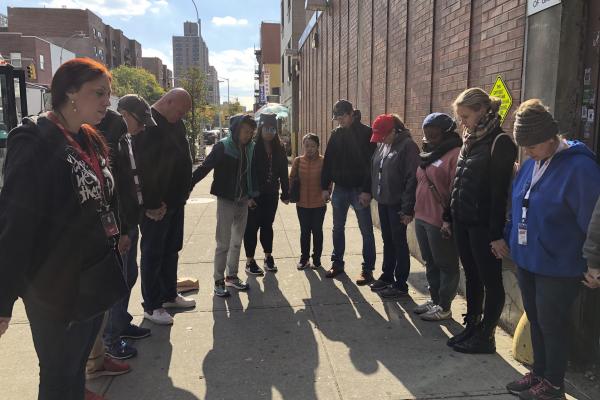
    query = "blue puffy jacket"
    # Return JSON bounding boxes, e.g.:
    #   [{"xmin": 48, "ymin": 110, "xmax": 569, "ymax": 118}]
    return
[{"xmin": 507, "ymin": 141, "xmax": 600, "ymax": 277}]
